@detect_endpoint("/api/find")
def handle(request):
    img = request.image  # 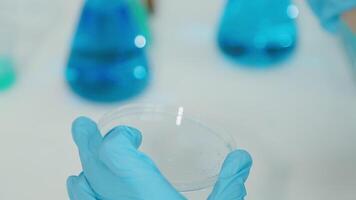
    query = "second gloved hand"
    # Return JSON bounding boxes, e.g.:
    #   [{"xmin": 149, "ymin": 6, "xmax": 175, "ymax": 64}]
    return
[
  {"xmin": 67, "ymin": 117, "xmax": 252, "ymax": 200},
  {"xmin": 307, "ymin": 0, "xmax": 356, "ymax": 32}
]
